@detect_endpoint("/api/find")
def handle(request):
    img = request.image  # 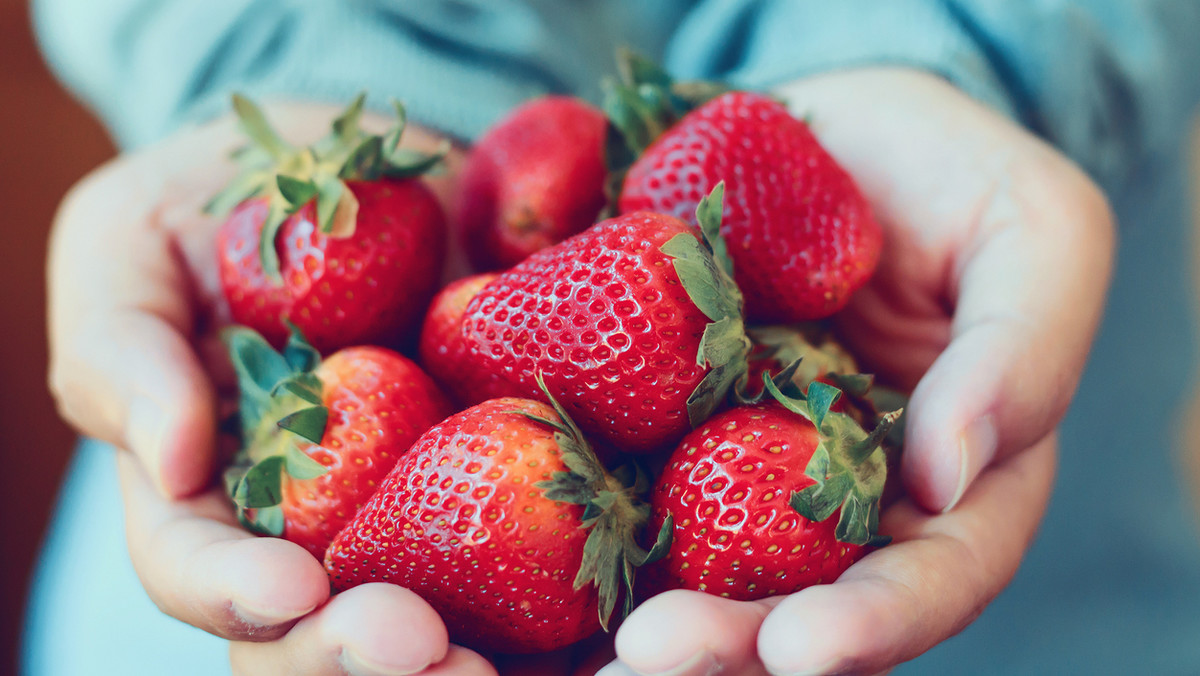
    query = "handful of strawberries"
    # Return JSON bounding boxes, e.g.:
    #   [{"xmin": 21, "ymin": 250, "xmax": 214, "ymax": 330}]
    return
[{"xmin": 209, "ymin": 52, "xmax": 904, "ymax": 655}]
